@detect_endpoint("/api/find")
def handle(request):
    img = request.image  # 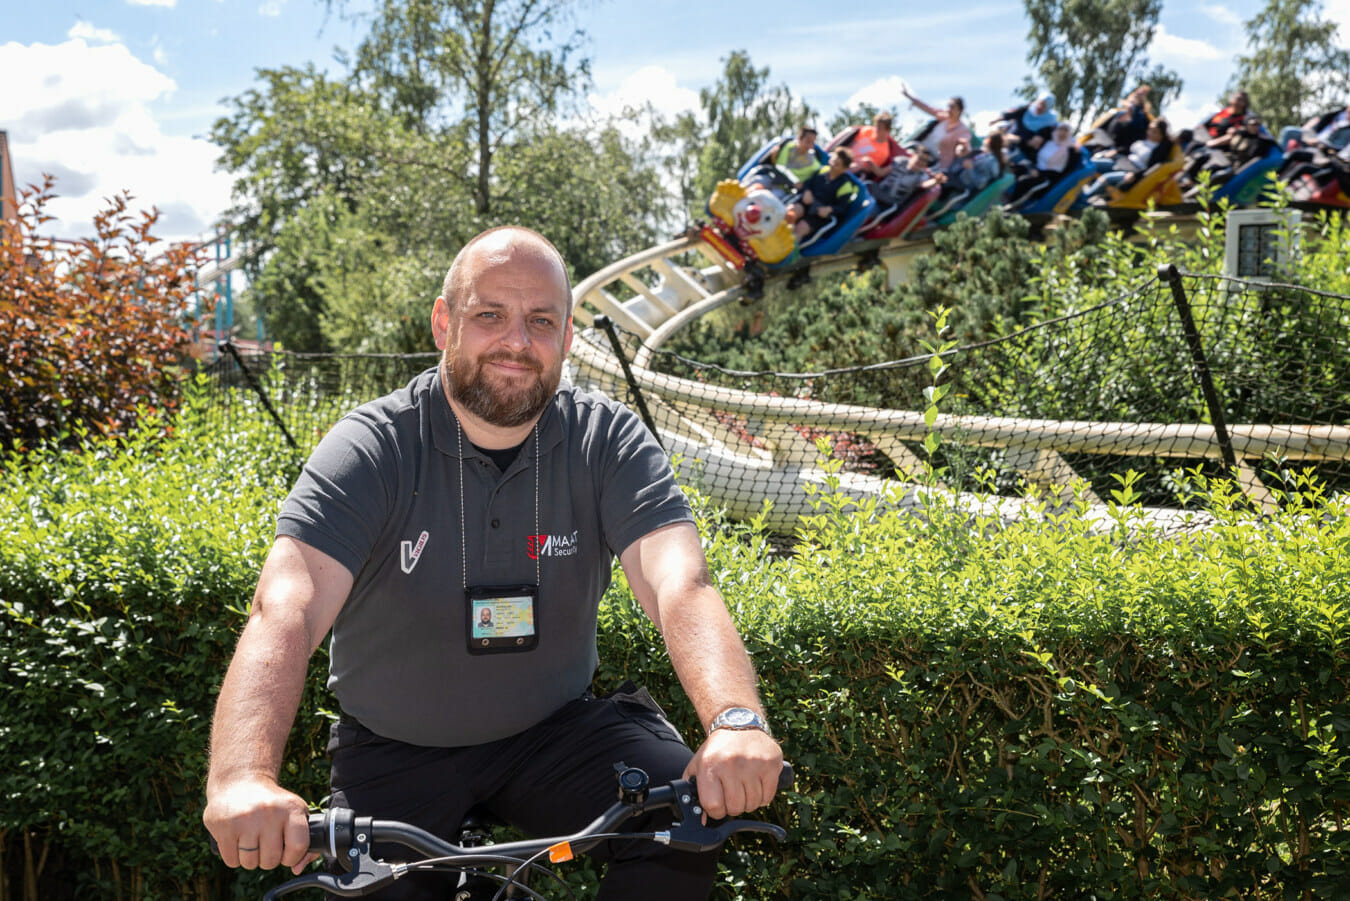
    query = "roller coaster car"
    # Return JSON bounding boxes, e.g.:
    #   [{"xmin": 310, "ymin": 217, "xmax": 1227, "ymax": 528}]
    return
[
  {"xmin": 861, "ymin": 184, "xmax": 942, "ymax": 240},
  {"xmin": 790, "ymin": 171, "xmax": 877, "ymax": 259},
  {"xmin": 702, "ymin": 178, "xmax": 797, "ymax": 267},
  {"xmin": 934, "ymin": 171, "xmax": 1016, "ymax": 226},
  {"xmin": 1289, "ymin": 169, "xmax": 1350, "ymax": 208},
  {"xmin": 1099, "ymin": 145, "xmax": 1186, "ymax": 209},
  {"xmin": 1011, "ymin": 150, "xmax": 1097, "ymax": 216},
  {"xmin": 1207, "ymin": 144, "xmax": 1284, "ymax": 206},
  {"xmin": 737, "ymin": 136, "xmax": 828, "ymax": 184}
]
